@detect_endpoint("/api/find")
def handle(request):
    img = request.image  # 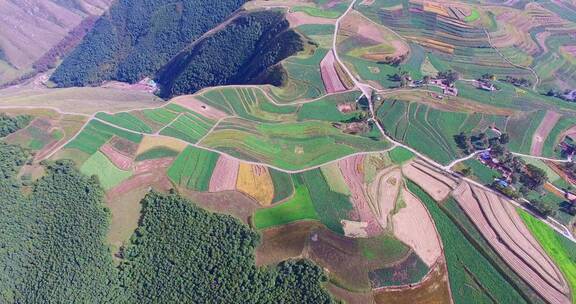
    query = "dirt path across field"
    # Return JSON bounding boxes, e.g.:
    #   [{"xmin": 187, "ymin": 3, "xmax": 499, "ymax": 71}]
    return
[{"xmin": 531, "ymin": 110, "xmax": 561, "ymax": 156}]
